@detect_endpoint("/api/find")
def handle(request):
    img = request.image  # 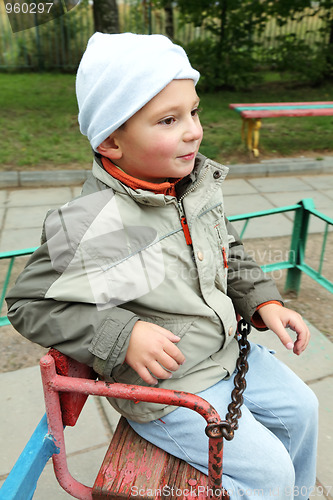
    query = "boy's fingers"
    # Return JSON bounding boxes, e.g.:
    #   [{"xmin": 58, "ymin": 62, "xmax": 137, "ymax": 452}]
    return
[
  {"xmin": 149, "ymin": 360, "xmax": 173, "ymax": 380},
  {"xmin": 135, "ymin": 360, "xmax": 174, "ymax": 385},
  {"xmin": 157, "ymin": 325, "xmax": 181, "ymax": 343},
  {"xmin": 286, "ymin": 315, "xmax": 310, "ymax": 354},
  {"xmin": 259, "ymin": 306, "xmax": 310, "ymax": 356},
  {"xmin": 125, "ymin": 322, "xmax": 186, "ymax": 383},
  {"xmin": 136, "ymin": 365, "xmax": 158, "ymax": 385},
  {"xmin": 163, "ymin": 341, "xmax": 186, "ymax": 365},
  {"xmin": 273, "ymin": 320, "xmax": 310, "ymax": 355},
  {"xmin": 158, "ymin": 350, "xmax": 183, "ymax": 371},
  {"xmin": 273, "ymin": 323, "xmax": 294, "ymax": 351}
]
